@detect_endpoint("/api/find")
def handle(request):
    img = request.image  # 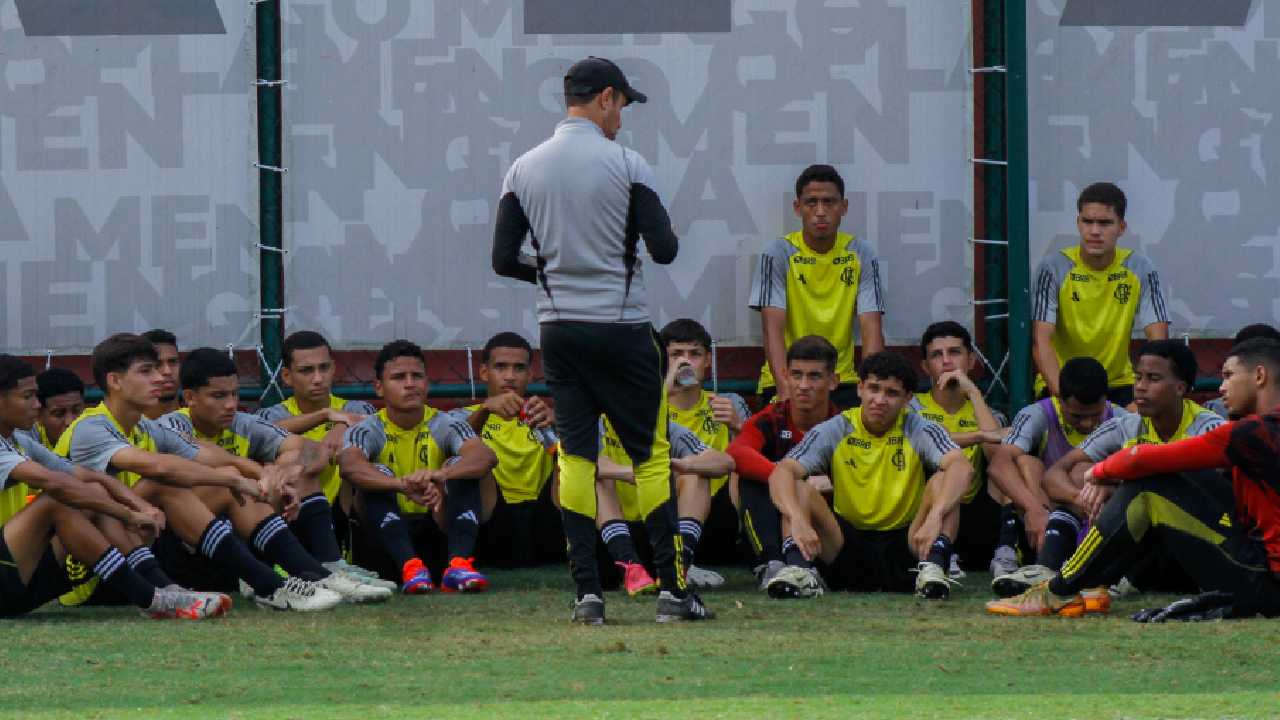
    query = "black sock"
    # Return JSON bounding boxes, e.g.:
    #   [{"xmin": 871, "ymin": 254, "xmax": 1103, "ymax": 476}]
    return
[
  {"xmin": 125, "ymin": 546, "xmax": 174, "ymax": 588},
  {"xmin": 642, "ymin": 492, "xmax": 687, "ymax": 598},
  {"xmin": 290, "ymin": 493, "xmax": 342, "ymax": 564},
  {"xmin": 1037, "ymin": 510, "xmax": 1083, "ymax": 571},
  {"xmin": 94, "ymin": 547, "xmax": 156, "ymax": 608},
  {"xmin": 563, "ymin": 509, "xmax": 603, "ymax": 599},
  {"xmin": 925, "ymin": 533, "xmax": 953, "ymax": 568},
  {"xmin": 997, "ymin": 504, "xmax": 1021, "ymax": 548},
  {"xmin": 679, "ymin": 517, "xmax": 703, "ymax": 567},
  {"xmin": 738, "ymin": 480, "xmax": 783, "ymax": 564},
  {"xmin": 199, "ymin": 517, "xmax": 283, "ymax": 597},
  {"xmin": 600, "ymin": 519, "xmax": 641, "ymax": 564},
  {"xmin": 250, "ymin": 514, "xmax": 327, "ymax": 581},
  {"xmin": 361, "ymin": 491, "xmax": 417, "ymax": 568},
  {"xmin": 781, "ymin": 536, "xmax": 811, "ymax": 568},
  {"xmin": 444, "ymin": 478, "xmax": 481, "ymax": 560}
]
